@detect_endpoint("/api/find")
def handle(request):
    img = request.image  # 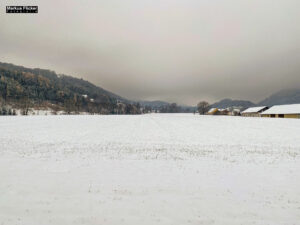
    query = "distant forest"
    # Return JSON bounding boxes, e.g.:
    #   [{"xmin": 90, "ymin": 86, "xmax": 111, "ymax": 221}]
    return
[{"xmin": 0, "ymin": 62, "xmax": 193, "ymax": 115}]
